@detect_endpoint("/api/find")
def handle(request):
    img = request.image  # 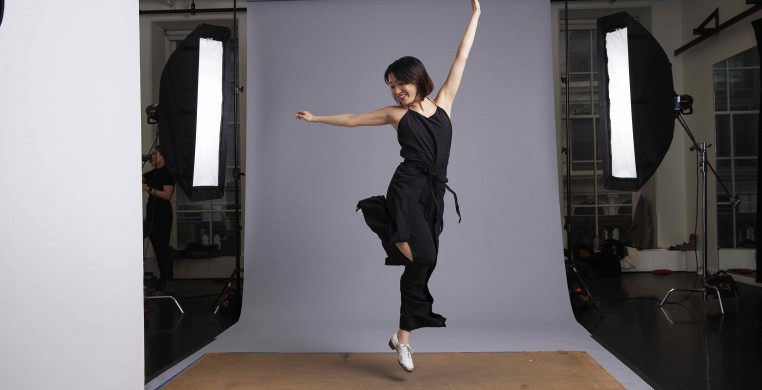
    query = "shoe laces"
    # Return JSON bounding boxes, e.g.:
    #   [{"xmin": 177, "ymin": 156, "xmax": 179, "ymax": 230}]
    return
[{"xmin": 399, "ymin": 344, "xmax": 413, "ymax": 358}]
